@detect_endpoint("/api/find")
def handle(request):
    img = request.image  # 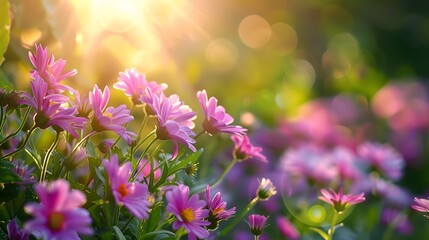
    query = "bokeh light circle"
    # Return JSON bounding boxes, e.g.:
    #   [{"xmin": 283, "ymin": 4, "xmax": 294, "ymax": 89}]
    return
[{"xmin": 238, "ymin": 15, "xmax": 272, "ymax": 48}]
